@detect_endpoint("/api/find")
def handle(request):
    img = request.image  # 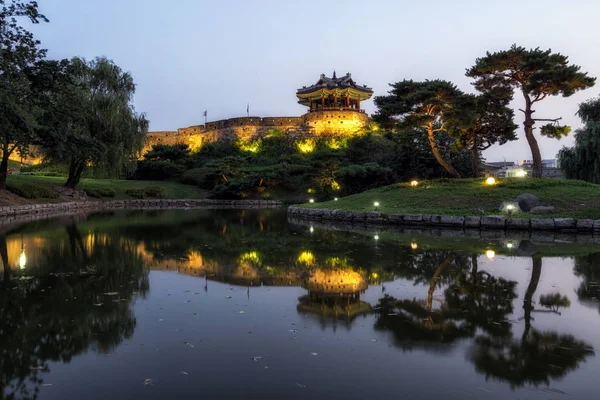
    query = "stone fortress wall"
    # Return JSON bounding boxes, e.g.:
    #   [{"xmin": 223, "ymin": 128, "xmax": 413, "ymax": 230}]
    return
[{"xmin": 144, "ymin": 110, "xmax": 370, "ymax": 153}]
